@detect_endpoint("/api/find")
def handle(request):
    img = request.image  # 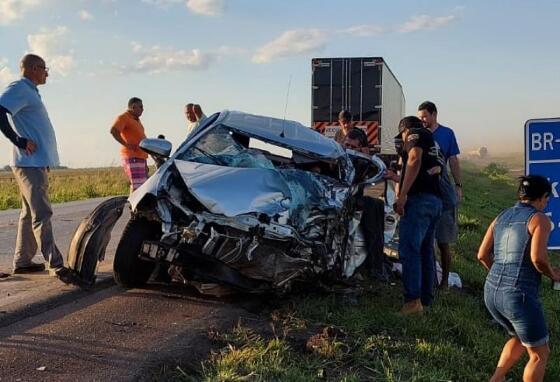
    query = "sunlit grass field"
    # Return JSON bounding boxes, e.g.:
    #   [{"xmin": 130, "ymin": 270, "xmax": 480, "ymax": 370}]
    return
[
  {"xmin": 160, "ymin": 161, "xmax": 560, "ymax": 382},
  {"xmin": 0, "ymin": 167, "xmax": 130, "ymax": 210}
]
